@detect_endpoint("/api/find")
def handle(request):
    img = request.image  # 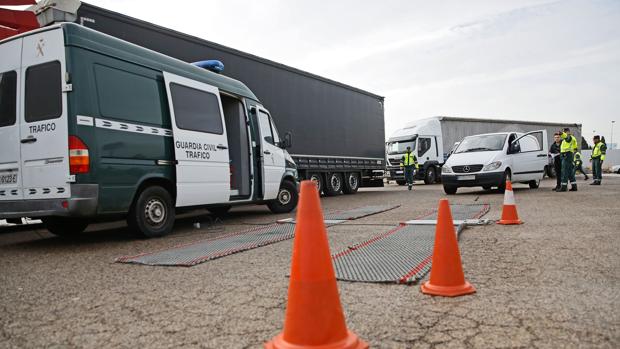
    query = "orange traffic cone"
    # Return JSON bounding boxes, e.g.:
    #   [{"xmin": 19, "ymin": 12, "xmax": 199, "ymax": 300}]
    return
[
  {"xmin": 265, "ymin": 181, "xmax": 368, "ymax": 349},
  {"xmin": 420, "ymin": 199, "xmax": 476, "ymax": 297},
  {"xmin": 497, "ymin": 180, "xmax": 522, "ymax": 225}
]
